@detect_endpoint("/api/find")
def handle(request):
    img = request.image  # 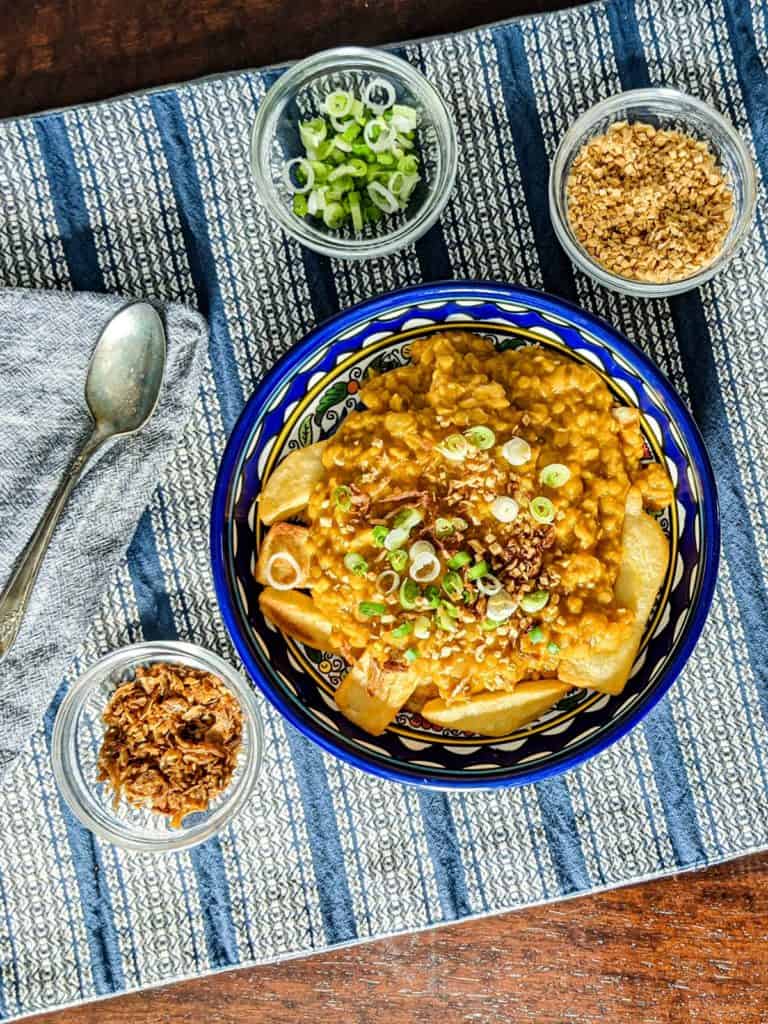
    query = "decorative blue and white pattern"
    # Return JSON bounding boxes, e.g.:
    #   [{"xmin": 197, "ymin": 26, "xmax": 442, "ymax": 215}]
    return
[
  {"xmin": 0, "ymin": 0, "xmax": 767, "ymax": 1016},
  {"xmin": 213, "ymin": 282, "xmax": 717, "ymax": 786}
]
